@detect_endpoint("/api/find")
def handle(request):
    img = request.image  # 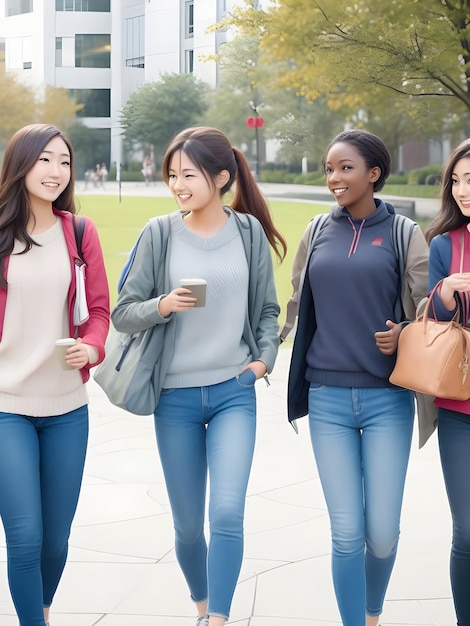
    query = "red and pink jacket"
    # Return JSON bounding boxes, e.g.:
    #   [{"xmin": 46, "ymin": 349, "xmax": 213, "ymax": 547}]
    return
[{"xmin": 0, "ymin": 208, "xmax": 110, "ymax": 383}]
